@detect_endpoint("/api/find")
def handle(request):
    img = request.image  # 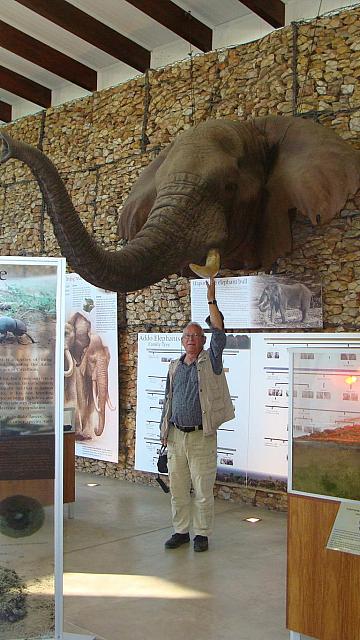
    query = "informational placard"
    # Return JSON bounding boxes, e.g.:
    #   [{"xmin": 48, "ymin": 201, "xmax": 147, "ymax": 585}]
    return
[
  {"xmin": 135, "ymin": 332, "xmax": 360, "ymax": 491},
  {"xmin": 327, "ymin": 502, "xmax": 360, "ymax": 556},
  {"xmin": 65, "ymin": 274, "xmax": 119, "ymax": 463},
  {"xmin": 216, "ymin": 334, "xmax": 251, "ymax": 481},
  {"xmin": 134, "ymin": 333, "xmax": 251, "ymax": 477},
  {"xmin": 135, "ymin": 334, "xmax": 182, "ymax": 473},
  {"xmin": 191, "ymin": 275, "xmax": 322, "ymax": 329},
  {"xmin": 289, "ymin": 348, "xmax": 360, "ymax": 502},
  {"xmin": 0, "ymin": 256, "xmax": 65, "ymax": 640}
]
